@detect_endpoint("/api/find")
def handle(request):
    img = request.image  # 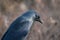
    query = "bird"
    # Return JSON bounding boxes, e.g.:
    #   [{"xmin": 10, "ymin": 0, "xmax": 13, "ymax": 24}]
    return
[{"xmin": 1, "ymin": 9, "xmax": 42, "ymax": 40}]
